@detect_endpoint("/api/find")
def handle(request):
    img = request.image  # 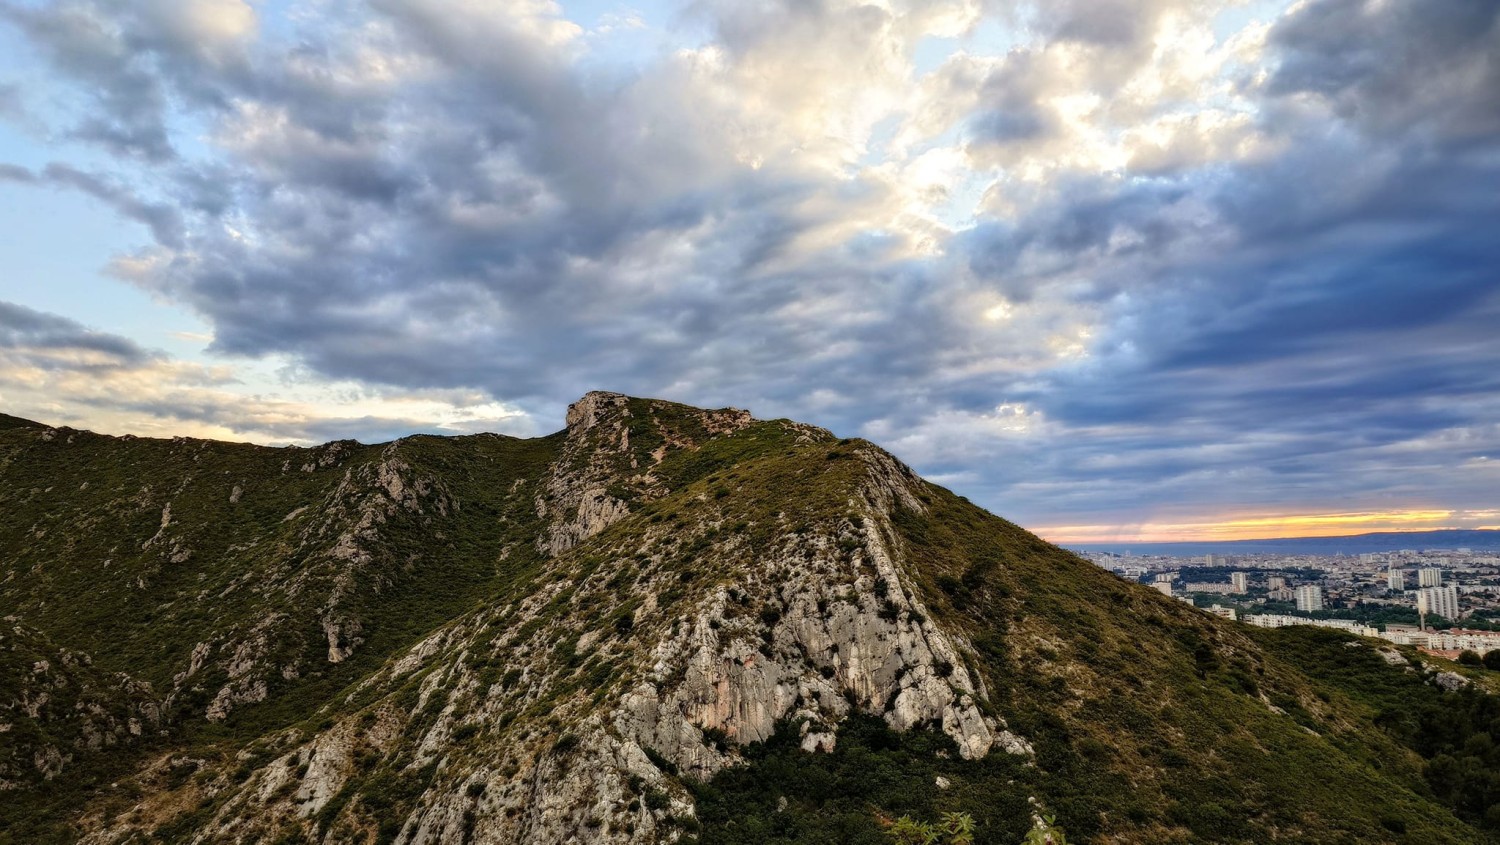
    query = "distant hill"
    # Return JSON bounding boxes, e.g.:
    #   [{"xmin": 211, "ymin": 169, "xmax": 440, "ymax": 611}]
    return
[
  {"xmin": 1068, "ymin": 529, "xmax": 1500, "ymax": 557},
  {"xmin": 2, "ymin": 395, "xmax": 1498, "ymax": 844}
]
